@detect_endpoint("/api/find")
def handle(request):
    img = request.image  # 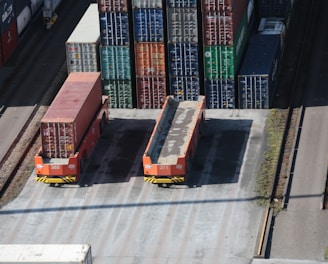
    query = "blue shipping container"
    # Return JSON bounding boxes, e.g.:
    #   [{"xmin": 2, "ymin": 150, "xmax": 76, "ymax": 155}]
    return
[
  {"xmin": 238, "ymin": 34, "xmax": 281, "ymax": 109},
  {"xmin": 168, "ymin": 43, "xmax": 199, "ymax": 76},
  {"xmin": 99, "ymin": 12, "xmax": 129, "ymax": 46},
  {"xmin": 100, "ymin": 46, "xmax": 131, "ymax": 80},
  {"xmin": 170, "ymin": 76, "xmax": 200, "ymax": 101},
  {"xmin": 205, "ymin": 79, "xmax": 235, "ymax": 109},
  {"xmin": 134, "ymin": 8, "xmax": 163, "ymax": 42},
  {"xmin": 257, "ymin": 0, "xmax": 291, "ymax": 18}
]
